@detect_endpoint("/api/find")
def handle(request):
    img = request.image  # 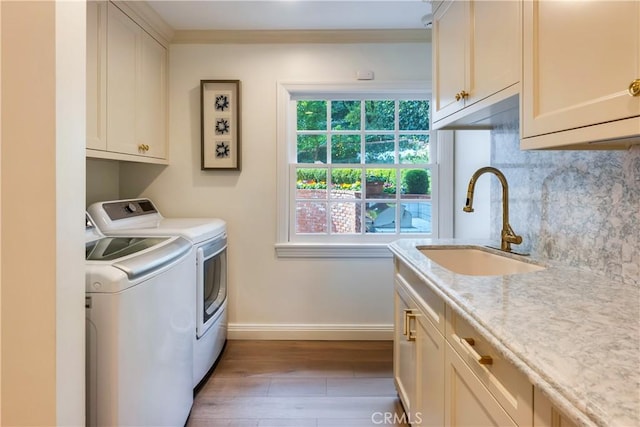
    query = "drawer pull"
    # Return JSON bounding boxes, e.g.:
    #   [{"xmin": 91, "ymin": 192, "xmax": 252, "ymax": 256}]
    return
[
  {"xmin": 460, "ymin": 336, "xmax": 493, "ymax": 365},
  {"xmin": 402, "ymin": 309, "xmax": 412, "ymax": 336},
  {"xmin": 407, "ymin": 312, "xmax": 419, "ymax": 342}
]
